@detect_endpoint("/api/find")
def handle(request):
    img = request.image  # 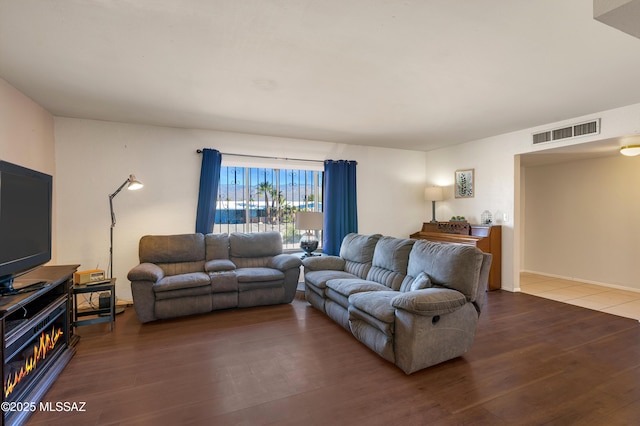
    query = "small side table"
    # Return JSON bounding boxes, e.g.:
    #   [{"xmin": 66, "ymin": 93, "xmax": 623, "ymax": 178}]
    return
[
  {"xmin": 293, "ymin": 251, "xmax": 325, "ymax": 298},
  {"xmin": 72, "ymin": 278, "xmax": 116, "ymax": 332}
]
